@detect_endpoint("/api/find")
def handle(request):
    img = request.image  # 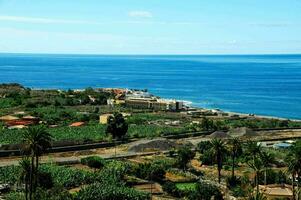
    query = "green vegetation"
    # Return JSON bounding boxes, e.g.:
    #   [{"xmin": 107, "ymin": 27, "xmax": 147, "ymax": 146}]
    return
[
  {"xmin": 163, "ymin": 181, "xmax": 222, "ymax": 200},
  {"xmin": 189, "ymin": 116, "xmax": 301, "ymax": 131},
  {"xmin": 1, "ymin": 160, "xmax": 150, "ymax": 200},
  {"xmin": 21, "ymin": 126, "xmax": 53, "ymax": 200},
  {"xmin": 106, "ymin": 112, "xmax": 128, "ymax": 139},
  {"xmin": 210, "ymin": 139, "xmax": 227, "ymax": 183},
  {"xmin": 2, "ymin": 84, "xmax": 301, "ymax": 200},
  {"xmin": 175, "ymin": 182, "xmax": 197, "ymax": 191},
  {"xmin": 80, "ymin": 156, "xmax": 105, "ymax": 170},
  {"xmin": 223, "ymin": 118, "xmax": 301, "ymax": 129},
  {"xmin": 196, "ymin": 139, "xmax": 301, "ymax": 199},
  {"xmin": 0, "ymin": 124, "xmax": 107, "ymax": 145},
  {"xmin": 75, "ymin": 182, "xmax": 149, "ymax": 200},
  {"xmin": 0, "ymin": 123, "xmax": 187, "ymax": 145},
  {"xmin": 176, "ymin": 144, "xmax": 195, "ymax": 171},
  {"xmin": 1, "ymin": 83, "xmax": 301, "ymax": 147},
  {"xmin": 40, "ymin": 164, "xmax": 95, "ymax": 188}
]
